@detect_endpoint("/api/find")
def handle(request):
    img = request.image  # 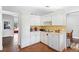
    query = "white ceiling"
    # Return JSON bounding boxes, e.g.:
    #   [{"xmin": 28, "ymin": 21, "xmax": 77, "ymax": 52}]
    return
[
  {"xmin": 3, "ymin": 6, "xmax": 79, "ymax": 16},
  {"xmin": 2, "ymin": 6, "xmax": 65, "ymax": 16}
]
